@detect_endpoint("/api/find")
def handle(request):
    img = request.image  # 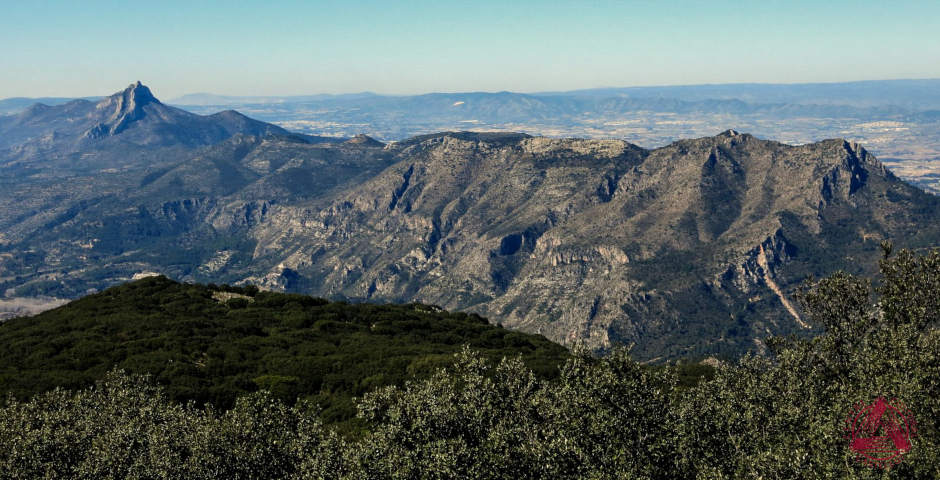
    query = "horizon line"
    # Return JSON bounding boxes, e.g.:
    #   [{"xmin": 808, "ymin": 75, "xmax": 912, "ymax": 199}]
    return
[{"xmin": 4, "ymin": 77, "xmax": 940, "ymax": 103}]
